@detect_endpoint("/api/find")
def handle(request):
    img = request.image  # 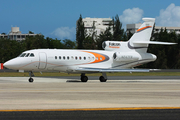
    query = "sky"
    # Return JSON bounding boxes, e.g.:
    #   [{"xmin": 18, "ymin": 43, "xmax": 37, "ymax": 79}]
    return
[{"xmin": 0, "ymin": 0, "xmax": 180, "ymax": 41}]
